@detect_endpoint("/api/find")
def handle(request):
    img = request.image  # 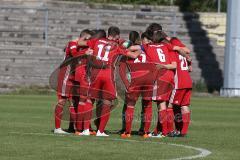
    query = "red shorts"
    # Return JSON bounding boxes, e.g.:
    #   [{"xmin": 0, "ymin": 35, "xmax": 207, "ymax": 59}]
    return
[
  {"xmin": 57, "ymin": 65, "xmax": 74, "ymax": 99},
  {"xmin": 152, "ymin": 71, "xmax": 174, "ymax": 101},
  {"xmin": 75, "ymin": 65, "xmax": 90, "ymax": 99},
  {"xmin": 169, "ymin": 88, "xmax": 192, "ymax": 106},
  {"xmin": 89, "ymin": 68, "xmax": 117, "ymax": 100},
  {"xmin": 126, "ymin": 85, "xmax": 153, "ymax": 102},
  {"xmin": 126, "ymin": 74, "xmax": 154, "ymax": 101}
]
